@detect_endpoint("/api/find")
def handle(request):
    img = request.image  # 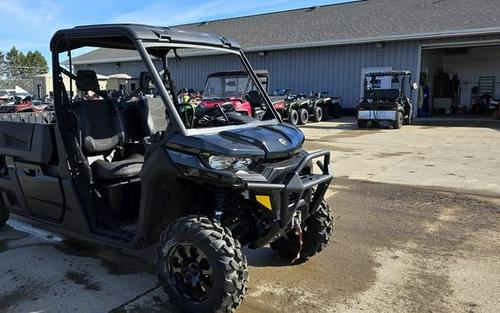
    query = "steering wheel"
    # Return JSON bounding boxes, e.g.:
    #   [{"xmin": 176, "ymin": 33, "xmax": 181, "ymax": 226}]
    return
[
  {"xmin": 194, "ymin": 103, "xmax": 232, "ymax": 127},
  {"xmin": 120, "ymin": 88, "xmax": 144, "ymax": 104}
]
